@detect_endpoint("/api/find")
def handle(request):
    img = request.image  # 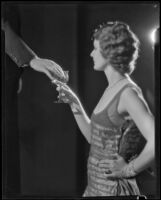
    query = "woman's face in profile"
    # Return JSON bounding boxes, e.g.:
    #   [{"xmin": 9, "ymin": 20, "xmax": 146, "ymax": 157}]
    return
[{"xmin": 90, "ymin": 40, "xmax": 108, "ymax": 71}]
